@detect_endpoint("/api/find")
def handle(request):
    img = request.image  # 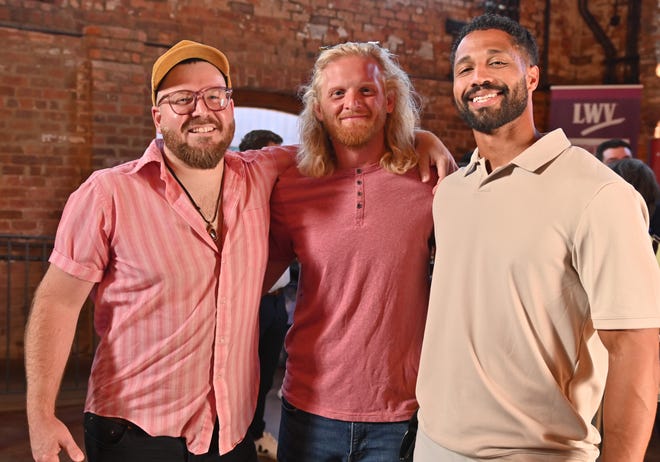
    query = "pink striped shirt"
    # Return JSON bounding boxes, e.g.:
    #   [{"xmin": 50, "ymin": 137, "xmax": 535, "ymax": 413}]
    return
[{"xmin": 50, "ymin": 139, "xmax": 285, "ymax": 455}]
